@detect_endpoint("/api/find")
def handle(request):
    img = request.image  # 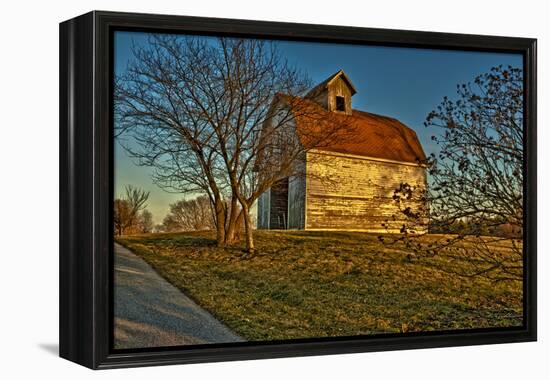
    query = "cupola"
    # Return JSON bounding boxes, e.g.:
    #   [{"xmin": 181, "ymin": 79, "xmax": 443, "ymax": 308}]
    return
[{"xmin": 305, "ymin": 69, "xmax": 357, "ymax": 115}]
